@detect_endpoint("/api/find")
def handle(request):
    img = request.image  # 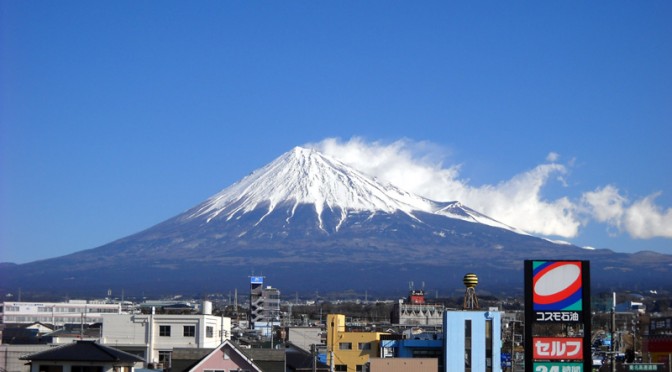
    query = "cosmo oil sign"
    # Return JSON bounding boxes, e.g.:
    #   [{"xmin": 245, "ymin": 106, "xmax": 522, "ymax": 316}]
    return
[{"xmin": 525, "ymin": 260, "xmax": 591, "ymax": 372}]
